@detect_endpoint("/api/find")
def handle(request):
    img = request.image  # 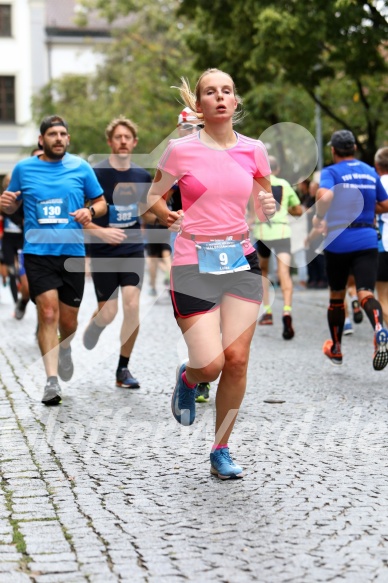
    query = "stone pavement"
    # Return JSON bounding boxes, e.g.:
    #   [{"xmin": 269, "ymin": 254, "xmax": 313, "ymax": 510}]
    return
[{"xmin": 0, "ymin": 277, "xmax": 387, "ymax": 582}]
